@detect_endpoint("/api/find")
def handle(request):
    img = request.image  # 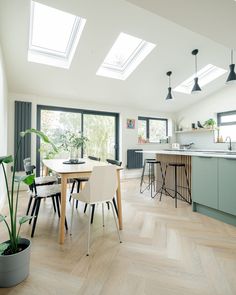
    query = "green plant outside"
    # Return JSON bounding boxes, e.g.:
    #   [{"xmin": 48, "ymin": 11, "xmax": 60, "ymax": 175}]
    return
[{"xmin": 60, "ymin": 131, "xmax": 88, "ymax": 152}]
